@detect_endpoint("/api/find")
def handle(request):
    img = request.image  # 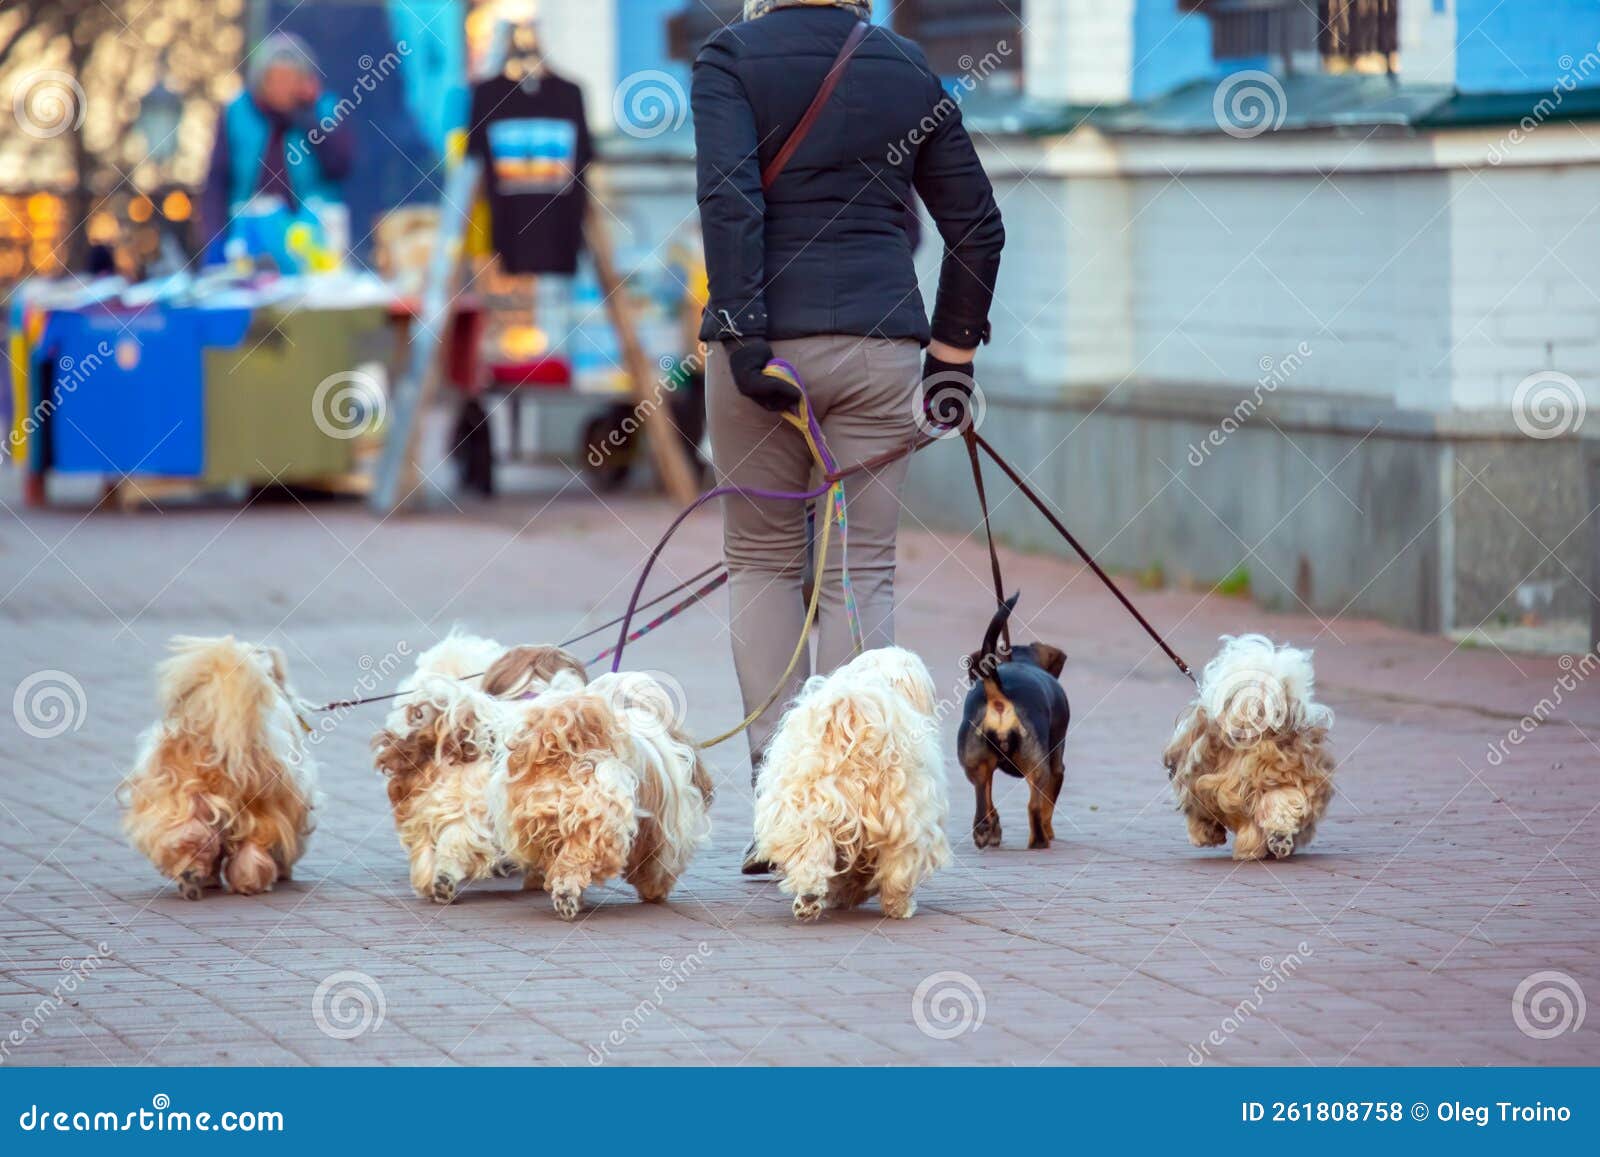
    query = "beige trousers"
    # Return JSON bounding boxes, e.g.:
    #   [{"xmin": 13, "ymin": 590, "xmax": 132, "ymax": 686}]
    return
[{"xmin": 707, "ymin": 334, "xmax": 922, "ymax": 775}]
